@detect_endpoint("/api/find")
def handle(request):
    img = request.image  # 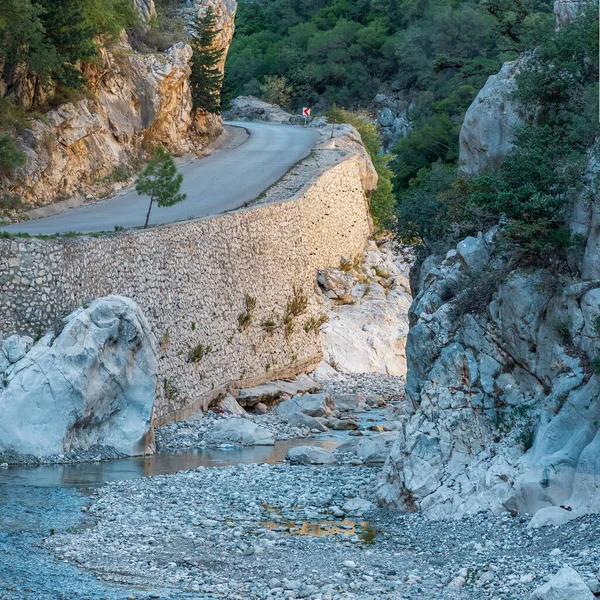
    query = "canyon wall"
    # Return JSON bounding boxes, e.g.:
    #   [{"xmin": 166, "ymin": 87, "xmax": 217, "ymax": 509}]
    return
[
  {"xmin": 0, "ymin": 150, "xmax": 372, "ymax": 424},
  {"xmin": 0, "ymin": 0, "xmax": 237, "ymax": 208},
  {"xmin": 378, "ymin": 0, "xmax": 600, "ymax": 524}
]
